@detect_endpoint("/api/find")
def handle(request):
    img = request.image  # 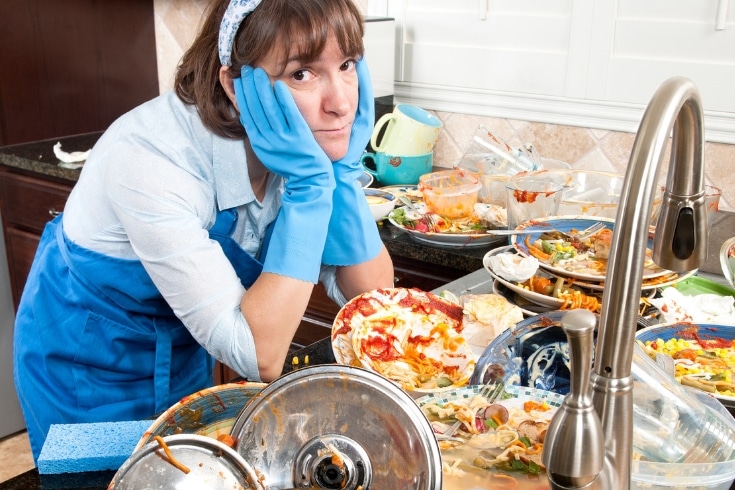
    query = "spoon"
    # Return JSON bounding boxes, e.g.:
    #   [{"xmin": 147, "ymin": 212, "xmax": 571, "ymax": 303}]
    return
[{"xmin": 720, "ymin": 237, "xmax": 735, "ymax": 288}]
